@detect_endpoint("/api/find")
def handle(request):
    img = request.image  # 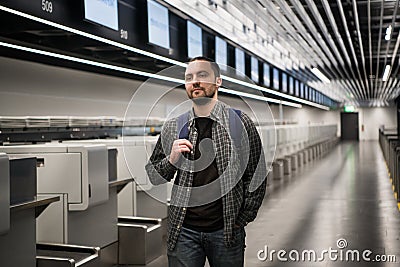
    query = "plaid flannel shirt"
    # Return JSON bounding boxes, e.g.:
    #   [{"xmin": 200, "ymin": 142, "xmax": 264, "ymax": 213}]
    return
[{"xmin": 145, "ymin": 101, "xmax": 267, "ymax": 251}]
